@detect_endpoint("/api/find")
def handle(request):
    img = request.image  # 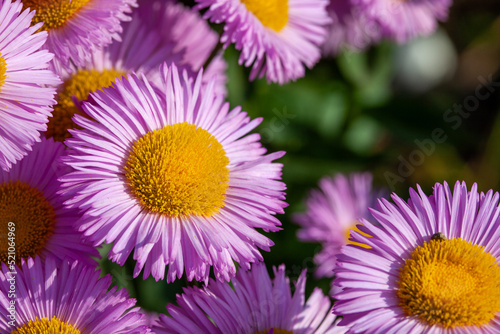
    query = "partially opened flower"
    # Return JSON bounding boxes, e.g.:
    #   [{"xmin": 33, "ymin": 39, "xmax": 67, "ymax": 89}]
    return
[
  {"xmin": 358, "ymin": 0, "xmax": 452, "ymax": 43},
  {"xmin": 59, "ymin": 64, "xmax": 287, "ymax": 282},
  {"xmin": 0, "ymin": 0, "xmax": 59, "ymax": 171},
  {"xmin": 0, "ymin": 256, "xmax": 149, "ymax": 333},
  {"xmin": 154, "ymin": 263, "xmax": 346, "ymax": 334},
  {"xmin": 334, "ymin": 181, "xmax": 500, "ymax": 333},
  {"xmin": 294, "ymin": 172, "xmax": 381, "ymax": 279},
  {"xmin": 22, "ymin": 0, "xmax": 136, "ymax": 67},
  {"xmin": 46, "ymin": 0, "xmax": 226, "ymax": 142},
  {"xmin": 195, "ymin": 0, "xmax": 330, "ymax": 84},
  {"xmin": 0, "ymin": 138, "xmax": 98, "ymax": 266}
]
